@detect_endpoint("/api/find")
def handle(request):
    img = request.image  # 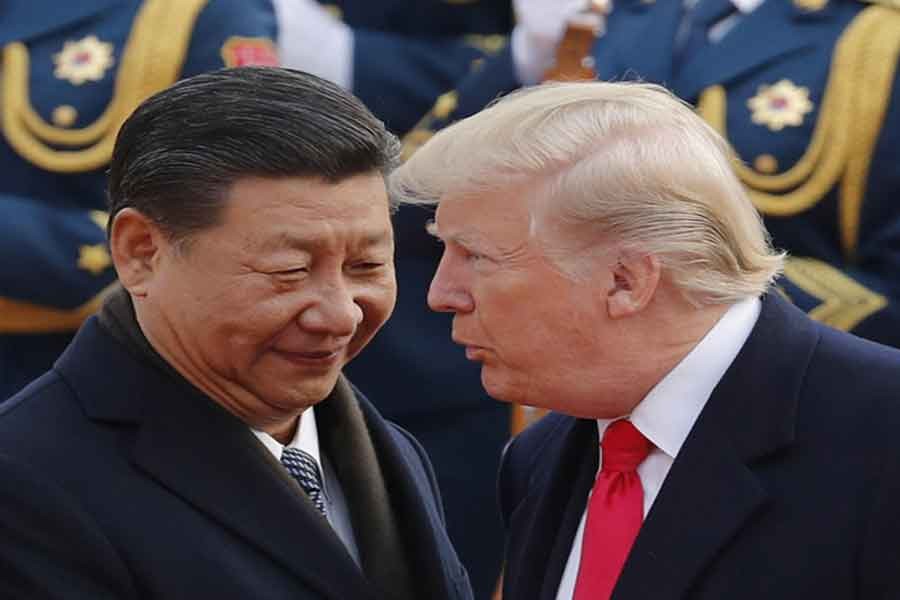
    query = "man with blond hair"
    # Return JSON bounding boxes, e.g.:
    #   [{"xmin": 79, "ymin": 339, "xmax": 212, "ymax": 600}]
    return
[{"xmin": 393, "ymin": 81, "xmax": 900, "ymax": 600}]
